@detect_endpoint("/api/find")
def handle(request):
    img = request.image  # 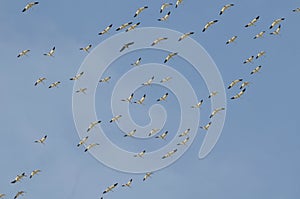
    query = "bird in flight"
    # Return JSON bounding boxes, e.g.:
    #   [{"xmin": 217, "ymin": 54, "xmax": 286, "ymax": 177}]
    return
[
  {"xmin": 179, "ymin": 128, "xmax": 190, "ymax": 137},
  {"xmin": 143, "ymin": 172, "xmax": 153, "ymax": 181},
  {"xmin": 200, "ymin": 122, "xmax": 212, "ymax": 130},
  {"xmin": 34, "ymin": 135, "xmax": 47, "ymax": 144},
  {"xmin": 148, "ymin": 128, "xmax": 160, "ymax": 136},
  {"xmin": 134, "ymin": 6, "xmax": 148, "ymax": 17},
  {"xmin": 162, "ymin": 149, "xmax": 177, "ymax": 159},
  {"xmin": 177, "ymin": 137, "xmax": 190, "ymax": 146},
  {"xmin": 226, "ymin": 36, "xmax": 237, "ymax": 45},
  {"xmin": 228, "ymin": 79, "xmax": 243, "ymax": 89},
  {"xmin": 164, "ymin": 52, "xmax": 178, "ymax": 63},
  {"xmin": 175, "ymin": 0, "xmax": 183, "ymax": 8},
  {"xmin": 80, "ymin": 44, "xmax": 92, "ymax": 53},
  {"xmin": 34, "ymin": 77, "xmax": 46, "ymax": 86},
  {"xmin": 202, "ymin": 20, "xmax": 218, "ymax": 32},
  {"xmin": 77, "ymin": 136, "xmax": 89, "ymax": 147},
  {"xmin": 160, "ymin": 3, "xmax": 173, "ymax": 13},
  {"xmin": 48, "ymin": 81, "xmax": 61, "ymax": 88},
  {"xmin": 158, "ymin": 11, "xmax": 171, "ymax": 21},
  {"xmin": 116, "ymin": 22, "xmax": 133, "ymax": 31},
  {"xmin": 11, "ymin": 173, "xmax": 27, "ymax": 184},
  {"xmin": 243, "ymin": 56, "xmax": 254, "ymax": 64},
  {"xmin": 122, "ymin": 179, "xmax": 133, "ymax": 188},
  {"xmin": 142, "ymin": 76, "xmax": 154, "ymax": 86},
  {"xmin": 110, "ymin": 115, "xmax": 122, "ymax": 123},
  {"xmin": 250, "ymin": 65, "xmax": 262, "ymax": 75},
  {"xmin": 22, "ymin": 2, "xmax": 39, "ymax": 12},
  {"xmin": 231, "ymin": 88, "xmax": 246, "ymax": 99},
  {"xmin": 256, "ymin": 51, "xmax": 266, "ymax": 59},
  {"xmin": 208, "ymin": 91, "xmax": 218, "ymax": 98},
  {"xmin": 131, "ymin": 57, "xmax": 142, "ymax": 66},
  {"xmin": 134, "ymin": 94, "xmax": 146, "ymax": 105},
  {"xmin": 103, "ymin": 183, "xmax": 118, "ymax": 194},
  {"xmin": 151, "ymin": 37, "xmax": 168, "ymax": 46},
  {"xmin": 160, "ymin": 76, "xmax": 172, "ymax": 83},
  {"xmin": 178, "ymin": 32, "xmax": 194, "ymax": 41},
  {"xmin": 17, "ymin": 49, "xmax": 30, "ymax": 58},
  {"xmin": 157, "ymin": 93, "xmax": 169, "ymax": 102},
  {"xmin": 99, "ymin": 76, "xmax": 111, "ymax": 83},
  {"xmin": 29, "ymin": 169, "xmax": 41, "ymax": 179},
  {"xmin": 124, "ymin": 129, "xmax": 137, "ymax": 137},
  {"xmin": 253, "ymin": 31, "xmax": 265, "ymax": 39},
  {"xmin": 87, "ymin": 120, "xmax": 101, "ymax": 132},
  {"xmin": 0, "ymin": 193, "xmax": 5, "ymax": 198},
  {"xmin": 14, "ymin": 191, "xmax": 25, "ymax": 199},
  {"xmin": 293, "ymin": 8, "xmax": 300, "ymax": 12},
  {"xmin": 70, "ymin": 72, "xmax": 84, "ymax": 81},
  {"xmin": 209, "ymin": 107, "xmax": 225, "ymax": 118},
  {"xmin": 245, "ymin": 16, "xmax": 260, "ymax": 27},
  {"xmin": 134, "ymin": 150, "xmax": 146, "ymax": 158},
  {"xmin": 269, "ymin": 18, "xmax": 285, "ymax": 29},
  {"xmin": 125, "ymin": 22, "xmax": 141, "ymax": 32},
  {"xmin": 84, "ymin": 143, "xmax": 99, "ymax": 152},
  {"xmin": 270, "ymin": 25, "xmax": 281, "ymax": 35},
  {"xmin": 76, "ymin": 88, "xmax": 87, "ymax": 94},
  {"xmin": 44, "ymin": 46, "xmax": 56, "ymax": 57},
  {"xmin": 240, "ymin": 81, "xmax": 250, "ymax": 89},
  {"xmin": 191, "ymin": 100, "xmax": 204, "ymax": 108},
  {"xmin": 98, "ymin": 24, "xmax": 113, "ymax": 35},
  {"xmin": 219, "ymin": 4, "xmax": 234, "ymax": 15},
  {"xmin": 155, "ymin": 131, "xmax": 168, "ymax": 140},
  {"xmin": 121, "ymin": 93, "xmax": 134, "ymax": 103},
  {"xmin": 120, "ymin": 42, "xmax": 134, "ymax": 52}
]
